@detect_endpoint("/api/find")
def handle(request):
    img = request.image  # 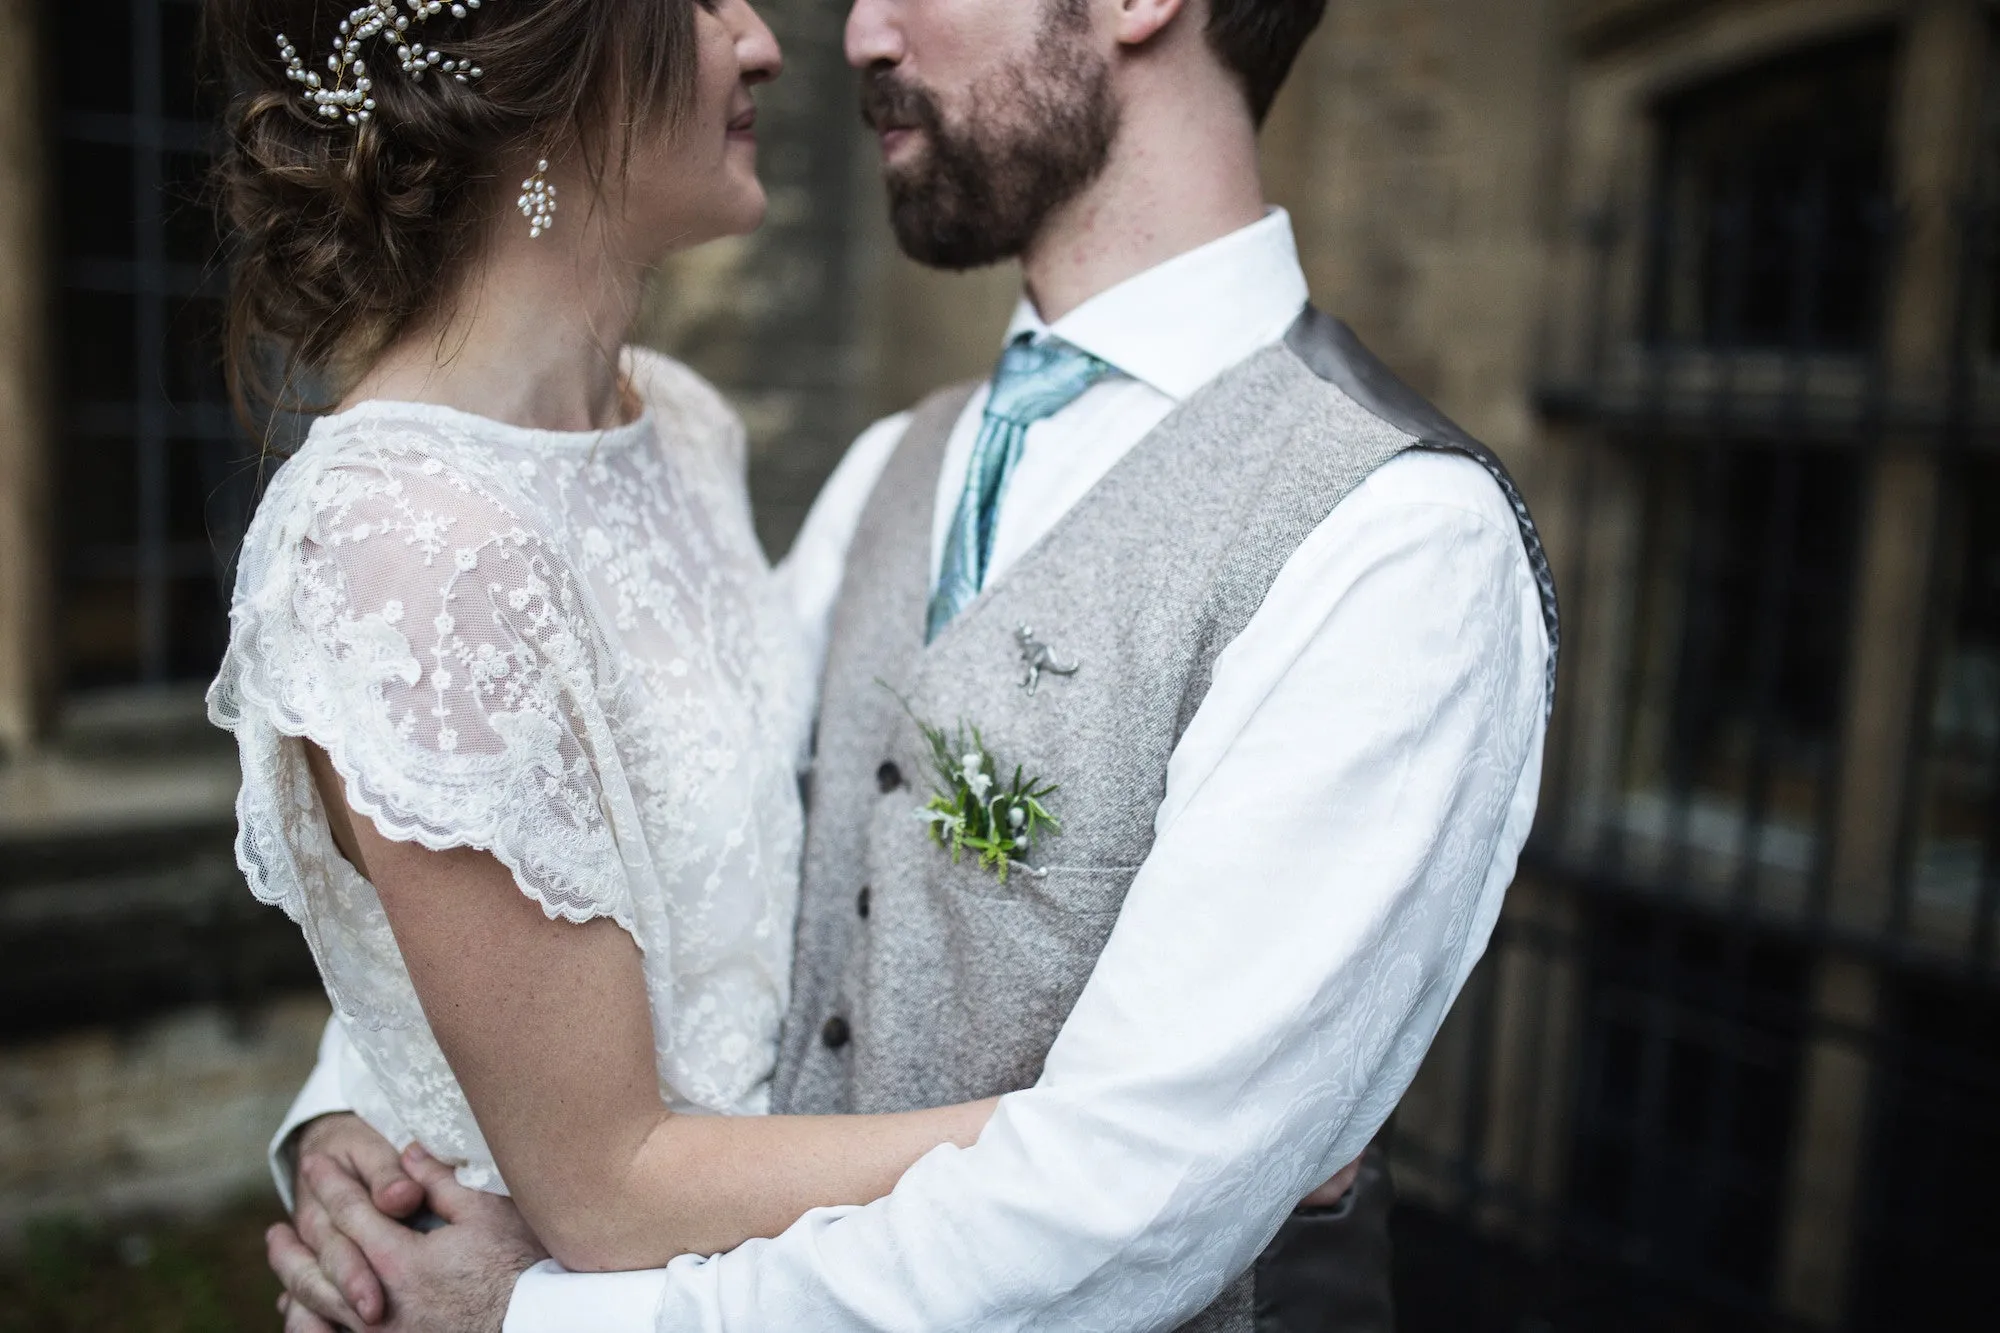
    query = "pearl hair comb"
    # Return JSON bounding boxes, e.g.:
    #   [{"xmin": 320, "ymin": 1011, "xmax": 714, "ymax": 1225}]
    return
[{"xmin": 277, "ymin": 1, "xmax": 492, "ymax": 129}]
